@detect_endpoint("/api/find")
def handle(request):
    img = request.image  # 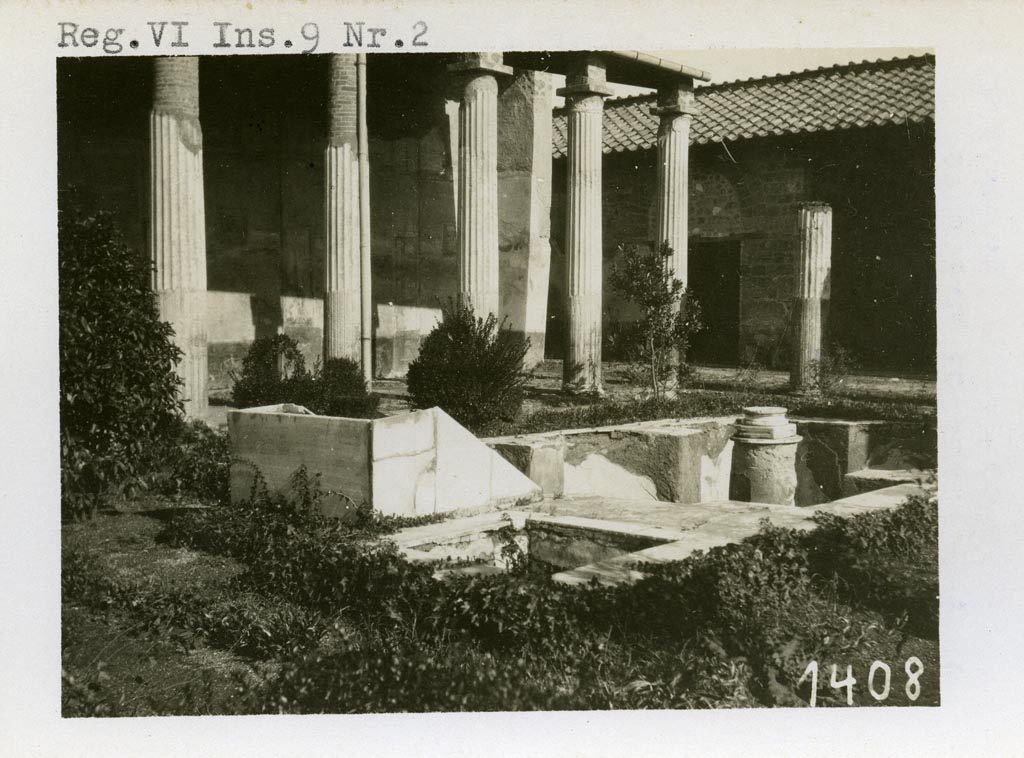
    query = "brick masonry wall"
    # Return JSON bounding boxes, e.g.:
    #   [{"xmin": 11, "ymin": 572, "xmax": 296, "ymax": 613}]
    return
[
  {"xmin": 552, "ymin": 125, "xmax": 934, "ymax": 373},
  {"xmin": 552, "ymin": 140, "xmax": 807, "ymax": 367}
]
